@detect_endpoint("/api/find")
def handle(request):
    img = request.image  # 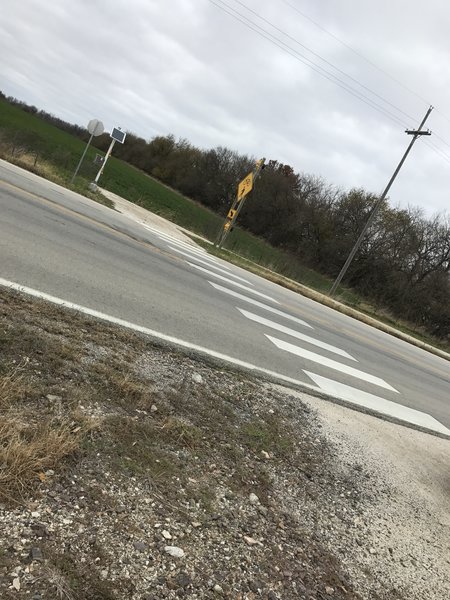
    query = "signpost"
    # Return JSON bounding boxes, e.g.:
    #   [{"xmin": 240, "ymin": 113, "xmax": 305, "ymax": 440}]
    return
[
  {"xmin": 91, "ymin": 127, "xmax": 126, "ymax": 188},
  {"xmin": 217, "ymin": 158, "xmax": 265, "ymax": 248},
  {"xmin": 237, "ymin": 172, "xmax": 253, "ymax": 200},
  {"xmin": 70, "ymin": 118, "xmax": 104, "ymax": 183}
]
